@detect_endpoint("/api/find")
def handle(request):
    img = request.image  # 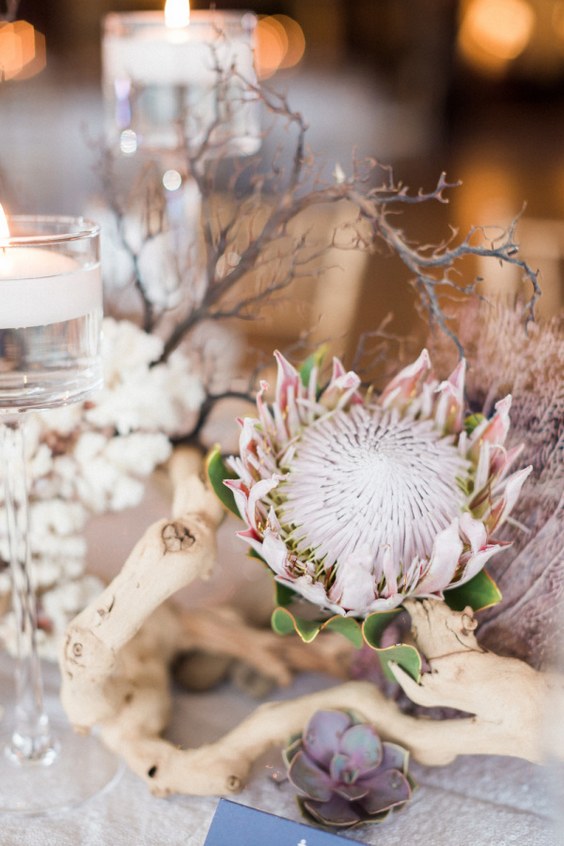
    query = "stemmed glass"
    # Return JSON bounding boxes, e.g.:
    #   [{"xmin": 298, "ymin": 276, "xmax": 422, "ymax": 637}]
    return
[{"xmin": 0, "ymin": 210, "xmax": 120, "ymax": 814}]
